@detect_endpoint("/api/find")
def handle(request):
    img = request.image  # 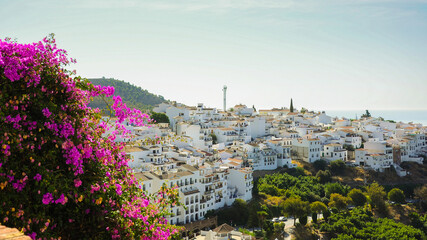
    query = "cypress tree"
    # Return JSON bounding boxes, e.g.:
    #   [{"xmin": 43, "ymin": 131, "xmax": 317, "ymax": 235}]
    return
[{"xmin": 290, "ymin": 98, "xmax": 294, "ymax": 112}]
